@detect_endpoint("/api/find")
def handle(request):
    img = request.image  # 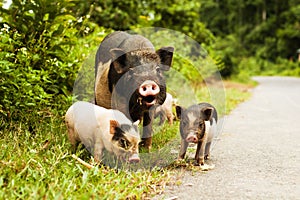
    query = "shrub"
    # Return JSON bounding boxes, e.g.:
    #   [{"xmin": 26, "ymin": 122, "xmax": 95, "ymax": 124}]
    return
[{"xmin": 0, "ymin": 0, "xmax": 104, "ymax": 123}]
